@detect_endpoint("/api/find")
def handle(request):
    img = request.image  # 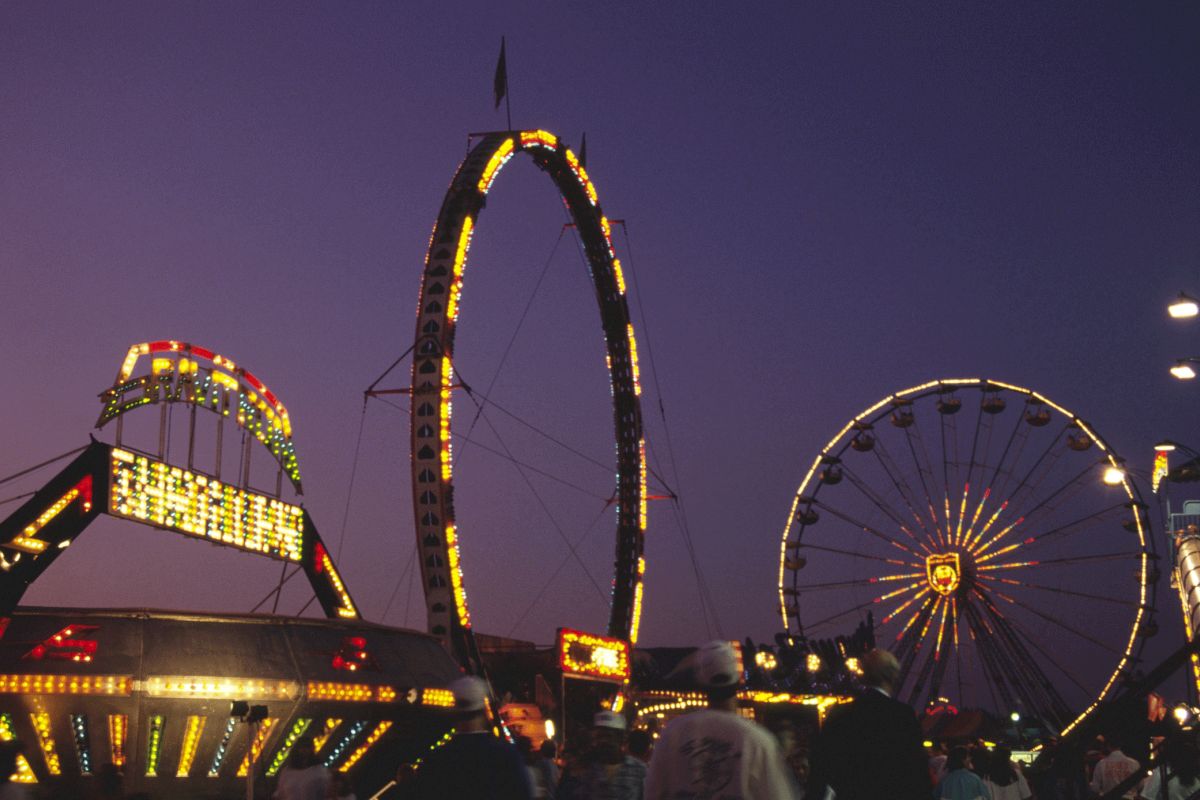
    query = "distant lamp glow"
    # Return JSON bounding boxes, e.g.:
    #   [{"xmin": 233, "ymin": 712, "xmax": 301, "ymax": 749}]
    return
[
  {"xmin": 1174, "ymin": 704, "xmax": 1191, "ymax": 724},
  {"xmin": 1156, "ymin": 441, "xmax": 1179, "ymax": 452},
  {"xmin": 1103, "ymin": 466, "xmax": 1126, "ymax": 486},
  {"xmin": 544, "ymin": 719, "xmax": 555, "ymax": 741},
  {"xmin": 806, "ymin": 653, "xmax": 821, "ymax": 673},
  {"xmin": 1169, "ymin": 293, "xmax": 1199, "ymax": 319},
  {"xmin": 1010, "ymin": 711, "xmax": 1021, "ymax": 723},
  {"xmin": 1171, "ymin": 361, "xmax": 1198, "ymax": 381},
  {"xmin": 845, "ymin": 657, "xmax": 863, "ymax": 676}
]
